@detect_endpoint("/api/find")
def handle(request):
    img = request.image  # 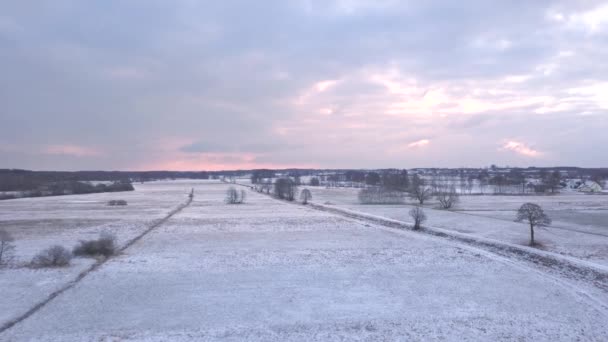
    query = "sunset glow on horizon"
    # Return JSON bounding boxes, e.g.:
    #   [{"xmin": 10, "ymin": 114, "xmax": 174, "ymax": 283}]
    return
[{"xmin": 1, "ymin": 1, "xmax": 607, "ymax": 170}]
